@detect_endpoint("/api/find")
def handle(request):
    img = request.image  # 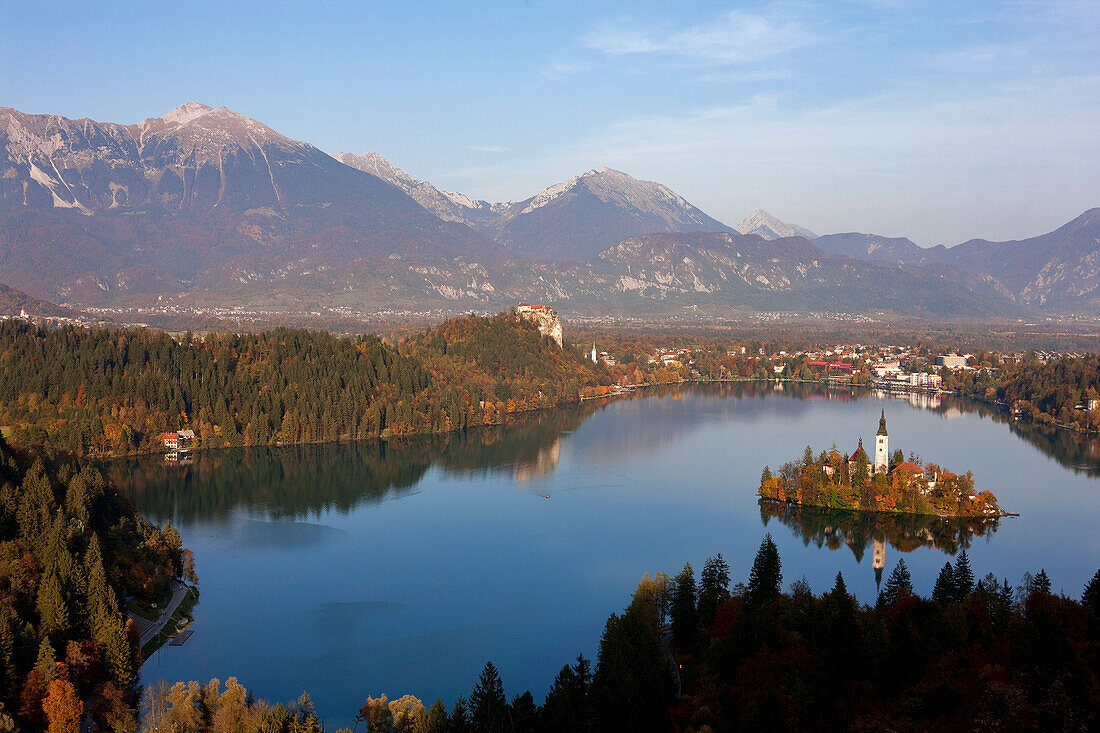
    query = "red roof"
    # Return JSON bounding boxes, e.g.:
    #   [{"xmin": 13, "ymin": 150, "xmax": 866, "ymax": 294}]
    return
[{"xmin": 893, "ymin": 462, "xmax": 925, "ymax": 475}]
